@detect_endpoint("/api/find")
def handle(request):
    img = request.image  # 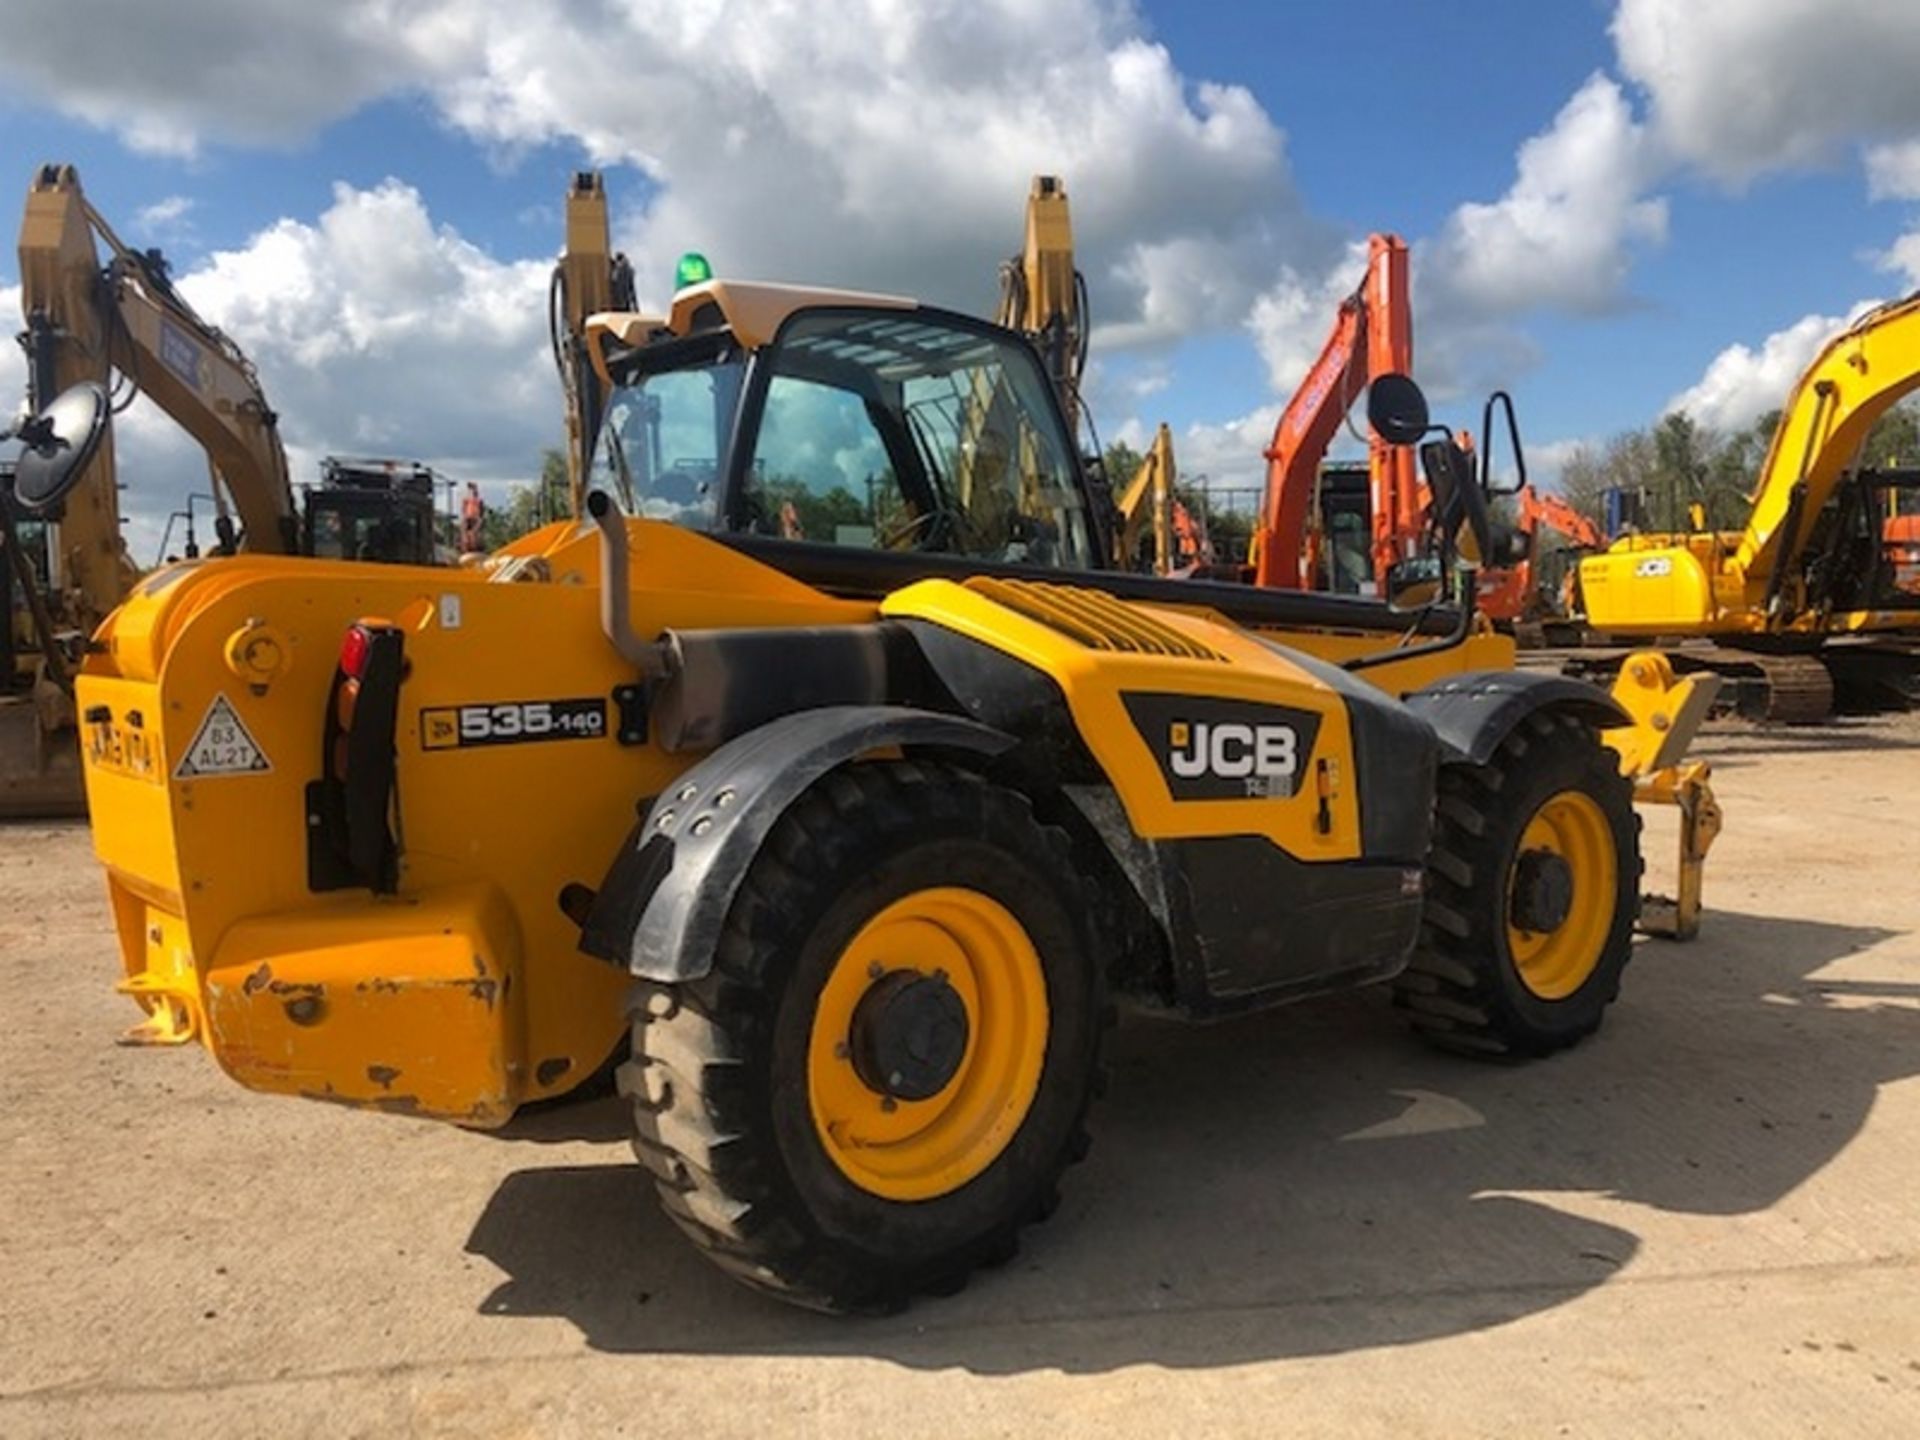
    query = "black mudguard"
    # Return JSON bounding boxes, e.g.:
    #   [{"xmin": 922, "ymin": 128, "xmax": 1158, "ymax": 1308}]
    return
[
  {"xmin": 578, "ymin": 705, "xmax": 1013, "ymax": 982},
  {"xmin": 1402, "ymin": 670, "xmax": 1629, "ymax": 767}
]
